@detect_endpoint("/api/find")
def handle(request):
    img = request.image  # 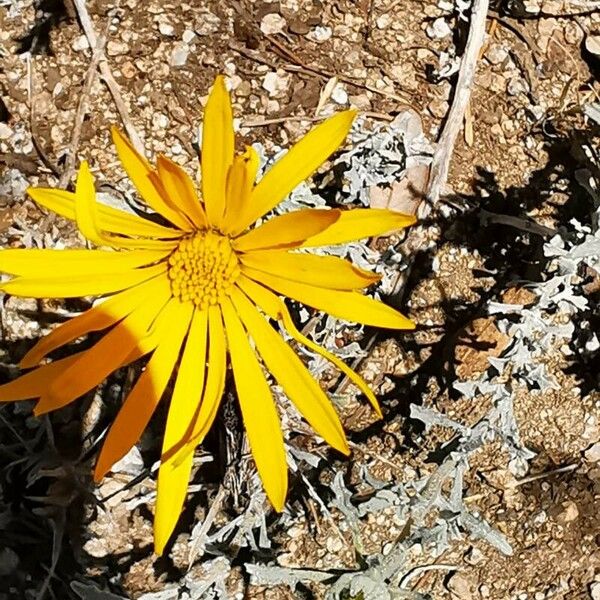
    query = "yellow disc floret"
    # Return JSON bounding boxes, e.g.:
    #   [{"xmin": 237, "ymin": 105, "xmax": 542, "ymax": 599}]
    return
[{"xmin": 167, "ymin": 231, "xmax": 239, "ymax": 308}]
